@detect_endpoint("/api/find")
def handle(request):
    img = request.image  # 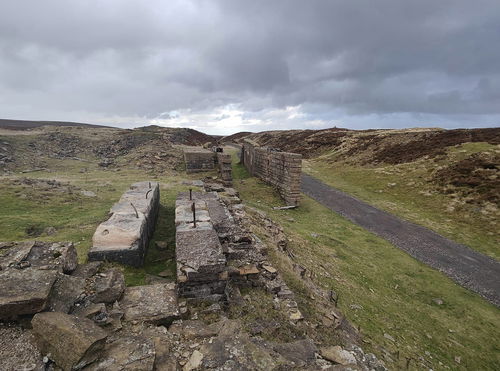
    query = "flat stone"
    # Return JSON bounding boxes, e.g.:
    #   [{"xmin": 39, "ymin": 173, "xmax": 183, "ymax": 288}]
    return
[
  {"xmin": 262, "ymin": 265, "xmax": 277, "ymax": 274},
  {"xmin": 0, "ymin": 268, "xmax": 58, "ymax": 319},
  {"xmin": 120, "ymin": 283, "xmax": 180, "ymax": 325},
  {"xmin": 88, "ymin": 214, "xmax": 147, "ymax": 267},
  {"xmin": 0, "ymin": 241, "xmax": 77, "ymax": 273},
  {"xmin": 84, "ymin": 336, "xmax": 155, "ymax": 371},
  {"xmin": 81, "ymin": 190, "xmax": 96, "ymax": 197},
  {"xmin": 32, "ymin": 312, "xmax": 108, "ymax": 371},
  {"xmin": 47, "ymin": 273, "xmax": 86, "ymax": 313},
  {"xmin": 91, "ymin": 269, "xmax": 125, "ymax": 304},
  {"xmin": 72, "ymin": 261, "xmax": 103, "ymax": 279},
  {"xmin": 320, "ymin": 345, "xmax": 357, "ymax": 366},
  {"xmin": 176, "ymin": 229, "xmax": 225, "ymax": 281},
  {"xmin": 238, "ymin": 264, "xmax": 260, "ymax": 275}
]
